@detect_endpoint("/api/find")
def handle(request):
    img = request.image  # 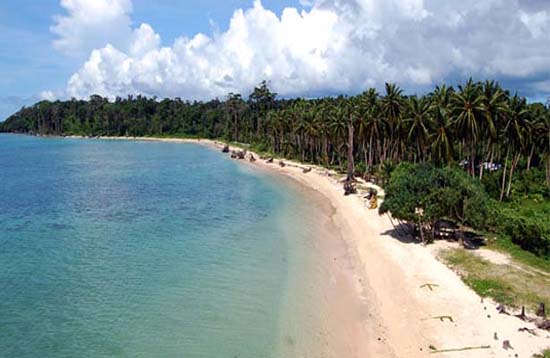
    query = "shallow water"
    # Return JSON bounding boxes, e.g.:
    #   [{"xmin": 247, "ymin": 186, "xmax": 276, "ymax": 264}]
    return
[{"xmin": 0, "ymin": 134, "xmax": 358, "ymax": 358}]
